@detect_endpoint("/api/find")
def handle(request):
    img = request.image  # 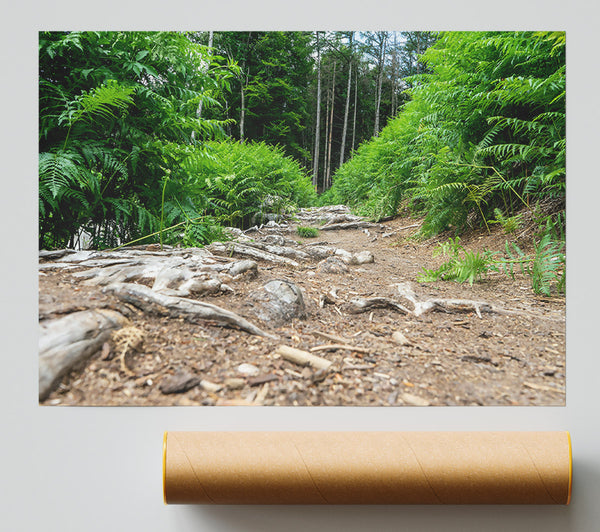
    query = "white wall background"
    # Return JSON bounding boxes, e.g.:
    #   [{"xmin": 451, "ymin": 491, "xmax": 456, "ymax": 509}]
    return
[{"xmin": 2, "ymin": 1, "xmax": 599, "ymax": 530}]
